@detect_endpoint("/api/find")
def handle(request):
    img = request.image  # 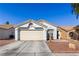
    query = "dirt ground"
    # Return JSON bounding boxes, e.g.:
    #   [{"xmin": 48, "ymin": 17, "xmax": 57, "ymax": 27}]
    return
[
  {"xmin": 47, "ymin": 40, "xmax": 79, "ymax": 53},
  {"xmin": 0, "ymin": 39, "xmax": 15, "ymax": 46}
]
